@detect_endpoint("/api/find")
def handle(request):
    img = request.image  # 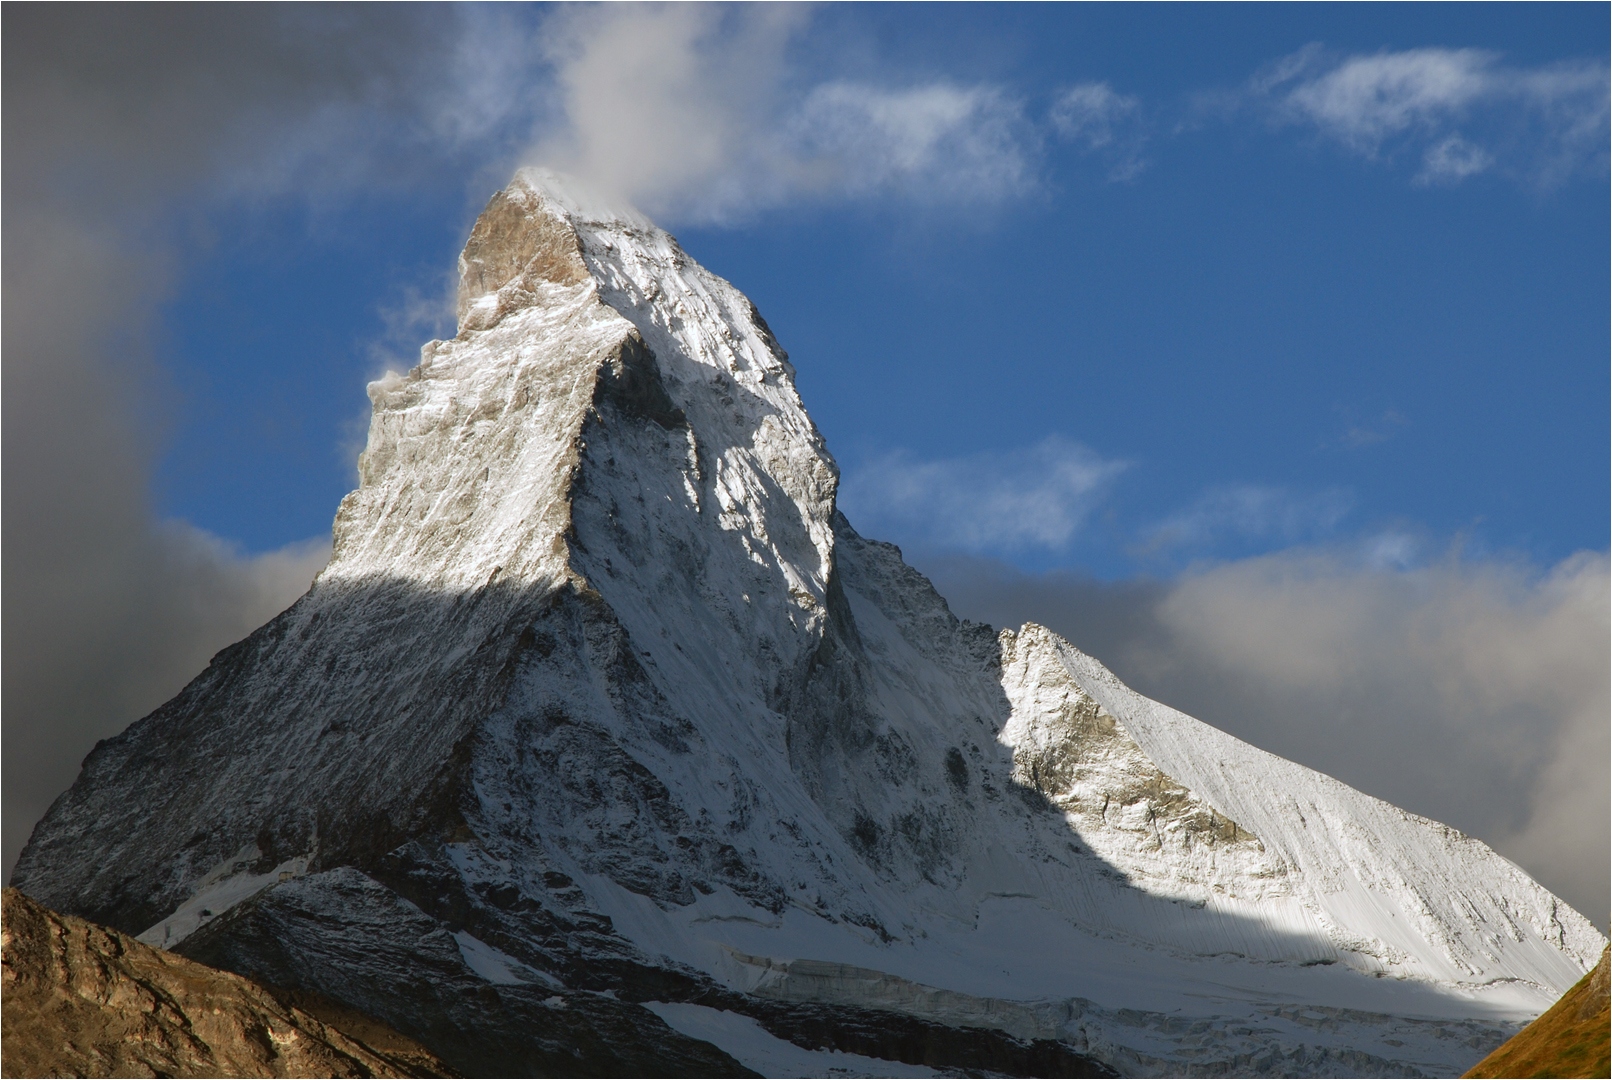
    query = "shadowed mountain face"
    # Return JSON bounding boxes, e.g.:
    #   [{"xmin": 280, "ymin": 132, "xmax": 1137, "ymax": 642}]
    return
[{"xmin": 10, "ymin": 171, "xmax": 1605, "ymax": 1078}]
